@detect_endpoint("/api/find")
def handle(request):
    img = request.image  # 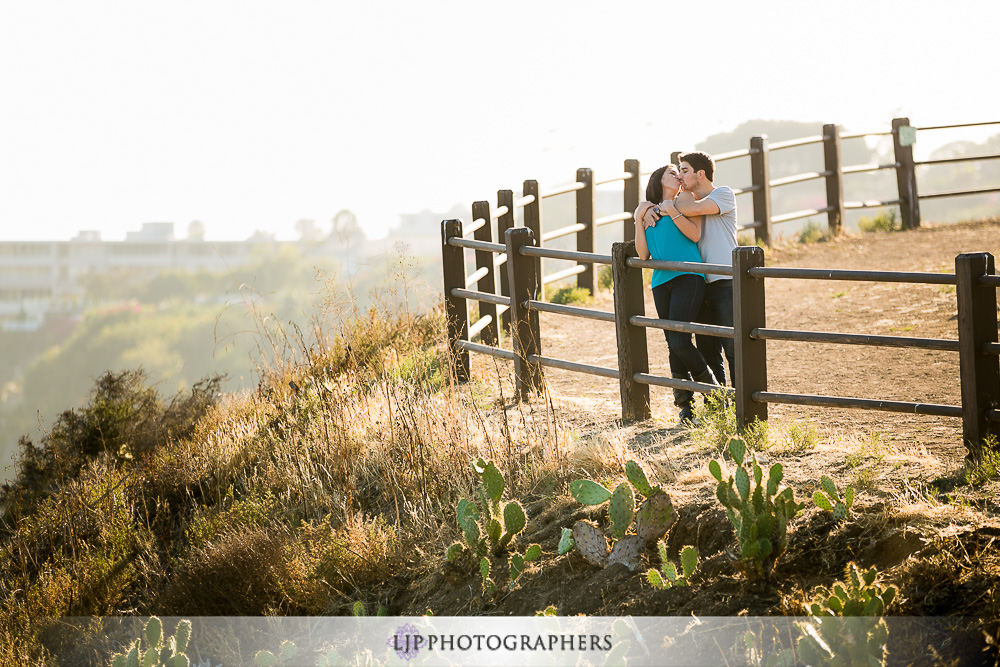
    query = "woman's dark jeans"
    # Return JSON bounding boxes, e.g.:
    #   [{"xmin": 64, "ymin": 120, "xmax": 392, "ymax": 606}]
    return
[{"xmin": 651, "ymin": 273, "xmax": 710, "ymax": 407}]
